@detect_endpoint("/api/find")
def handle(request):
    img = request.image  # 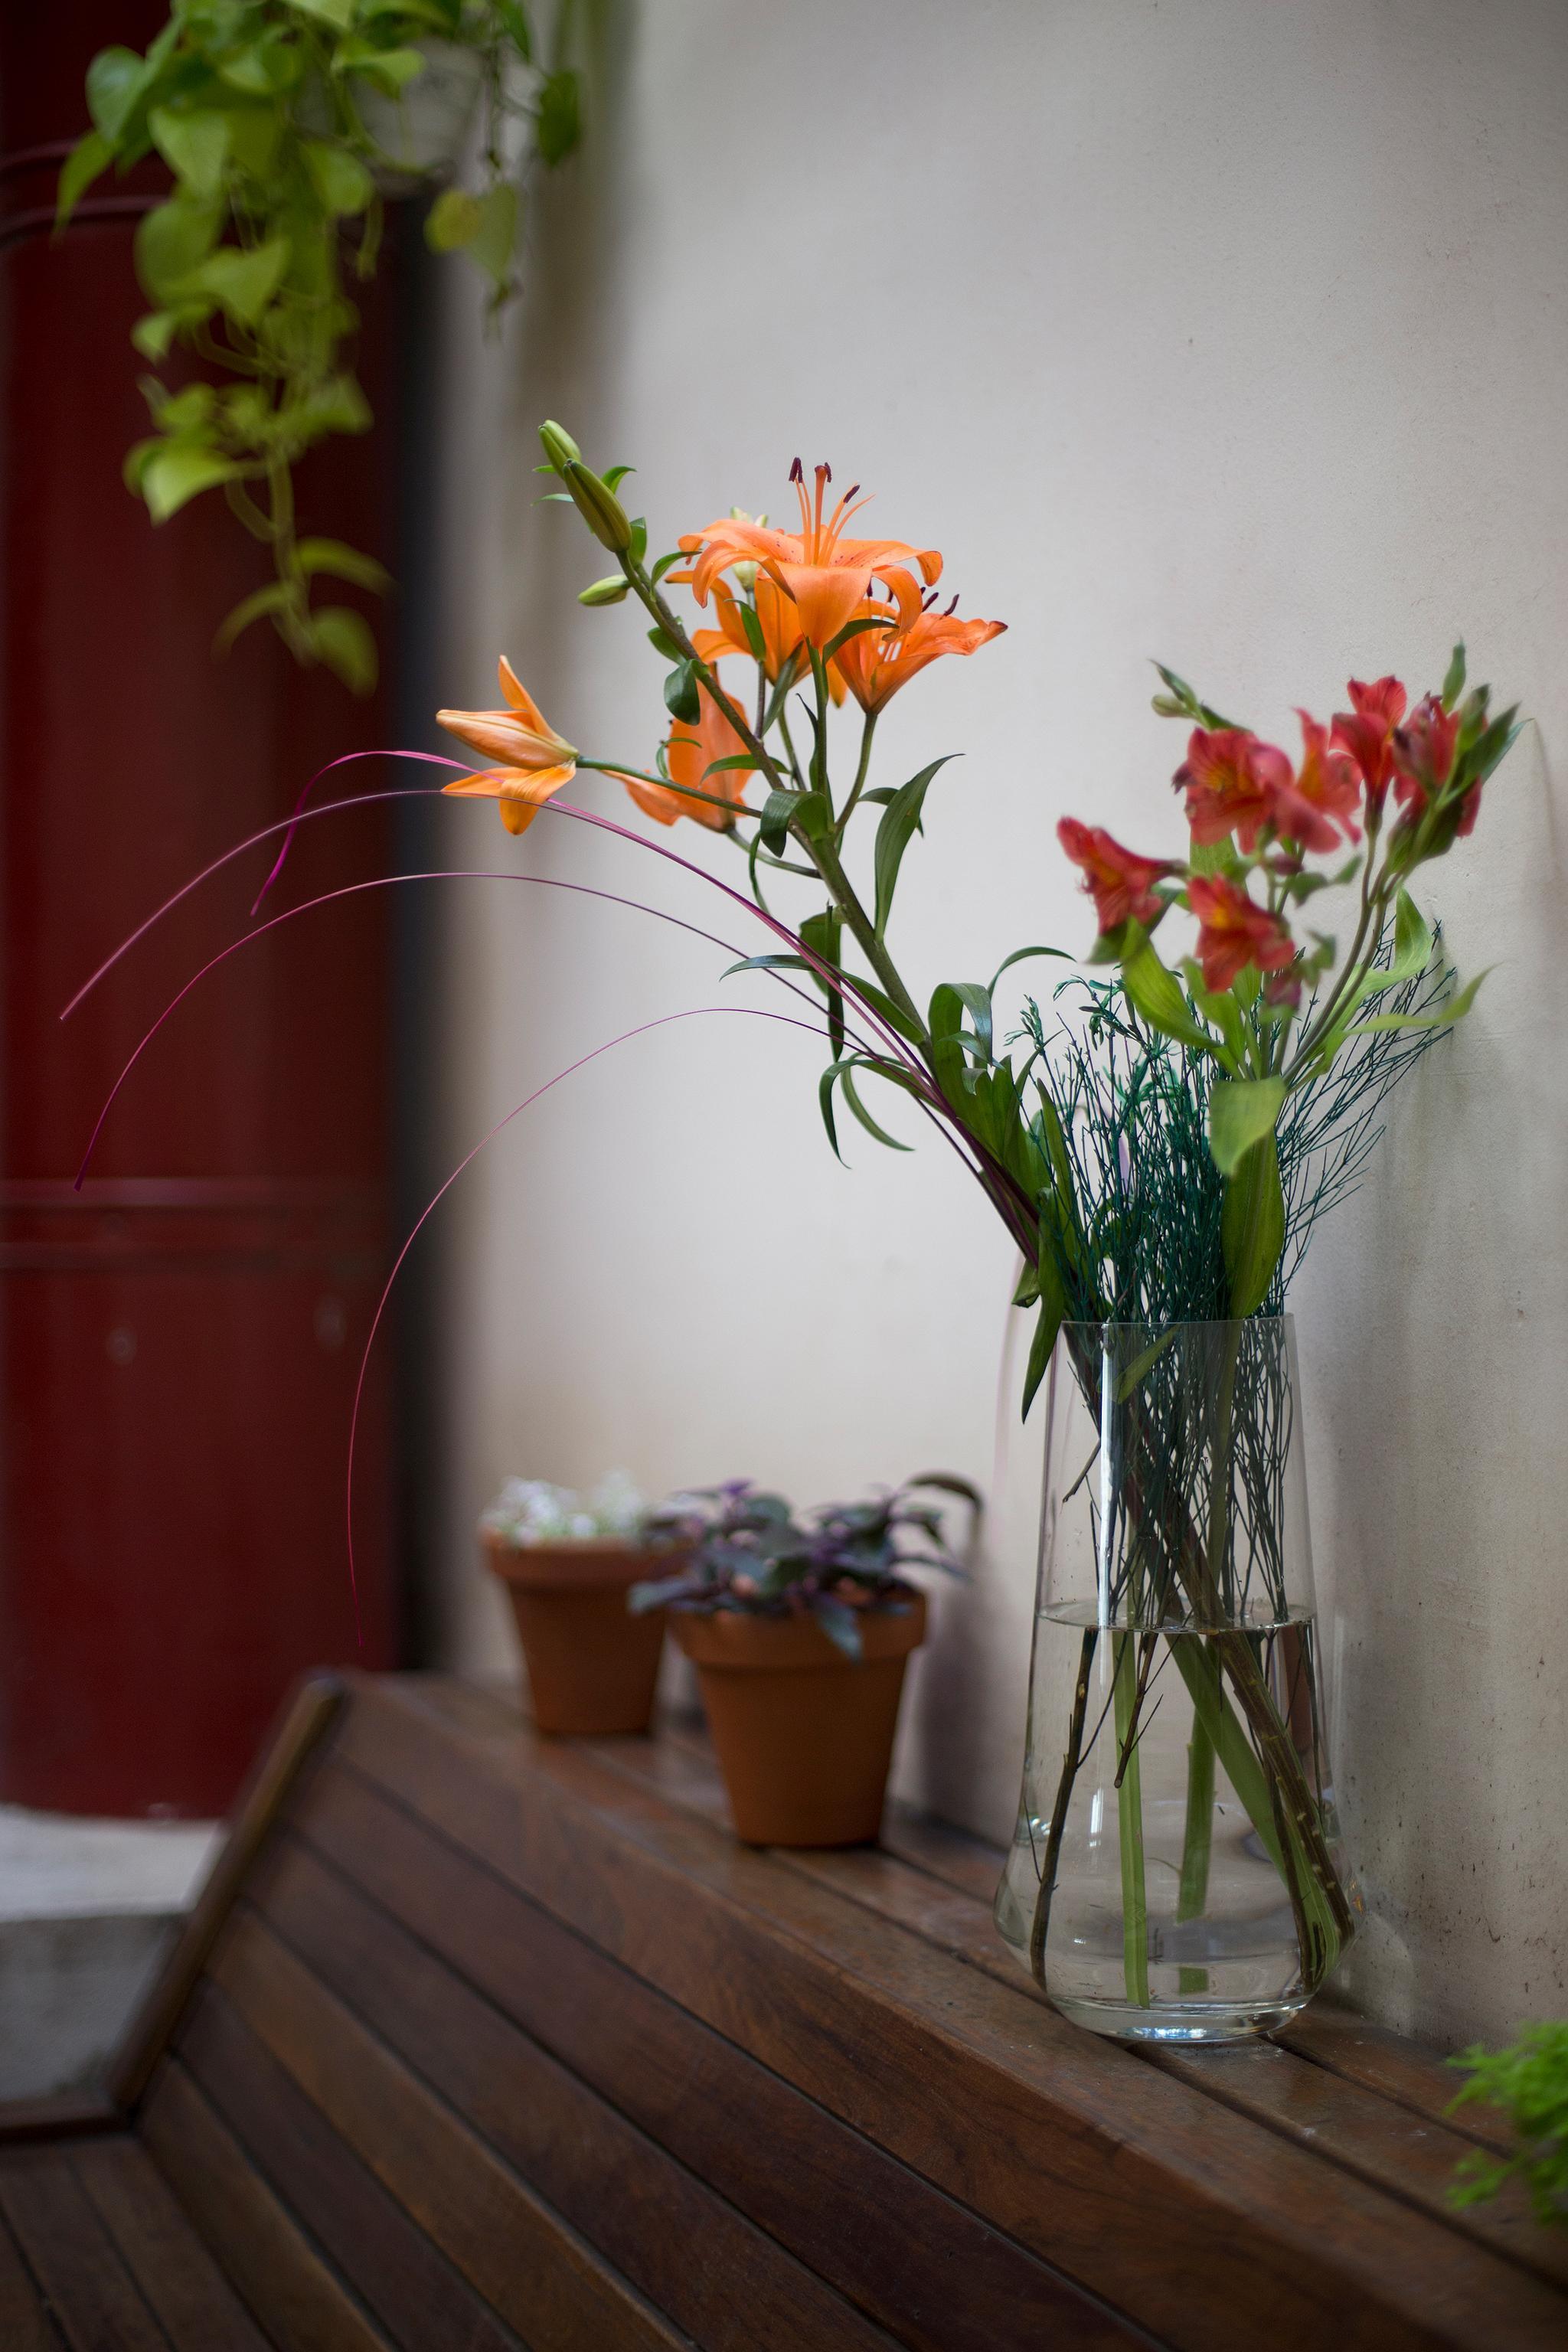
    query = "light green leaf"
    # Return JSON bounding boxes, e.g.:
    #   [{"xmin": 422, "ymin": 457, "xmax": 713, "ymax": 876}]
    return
[
  {"xmin": 87, "ymin": 47, "xmax": 150, "ymax": 142},
  {"xmin": 149, "ymin": 106, "xmax": 231, "ymax": 199},
  {"xmin": 1121, "ymin": 931, "xmax": 1214, "ymax": 1055},
  {"xmin": 194, "ymin": 237, "xmax": 289, "ymax": 325},
  {"xmin": 1221, "ymin": 1133, "xmax": 1285, "ymax": 1317},
  {"xmin": 1208, "ymin": 1076, "xmax": 1285, "ymax": 1177},
  {"xmin": 286, "ymin": 0, "xmax": 357, "ymax": 28},
  {"xmin": 1343, "ymin": 967, "xmax": 1491, "ymax": 1039},
  {"xmin": 873, "ymin": 756, "xmax": 952, "ymax": 936},
  {"xmin": 305, "ymin": 140, "xmax": 374, "ymax": 216},
  {"xmin": 1021, "ymin": 1243, "xmax": 1067, "ymax": 1420},
  {"xmin": 1441, "ymin": 641, "xmax": 1467, "ymax": 714},
  {"xmin": 424, "ymin": 188, "xmax": 483, "ymax": 252},
  {"xmin": 839, "ymin": 1065, "xmax": 913, "ymax": 1152},
  {"xmin": 467, "ymin": 183, "xmax": 518, "ymax": 290},
  {"xmin": 130, "ymin": 309, "xmax": 179, "ymax": 362},
  {"xmin": 989, "ymin": 943, "xmax": 1070, "ymax": 995},
  {"xmin": 296, "ymin": 537, "xmax": 390, "ymax": 593},
  {"xmin": 55, "ymin": 129, "xmax": 112, "ymax": 228},
  {"xmin": 214, "ymin": 580, "xmax": 295, "ymax": 653},
  {"xmin": 310, "ymin": 605, "xmax": 379, "ymax": 694},
  {"xmin": 535, "ymin": 67, "xmax": 580, "ymax": 165},
  {"xmin": 134, "ymin": 198, "xmax": 222, "ymax": 299},
  {"xmin": 140, "ymin": 443, "xmax": 243, "ymax": 523},
  {"xmin": 337, "ymin": 41, "xmax": 425, "ymax": 93},
  {"xmin": 1354, "ymin": 888, "xmax": 1432, "ymax": 1008}
]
